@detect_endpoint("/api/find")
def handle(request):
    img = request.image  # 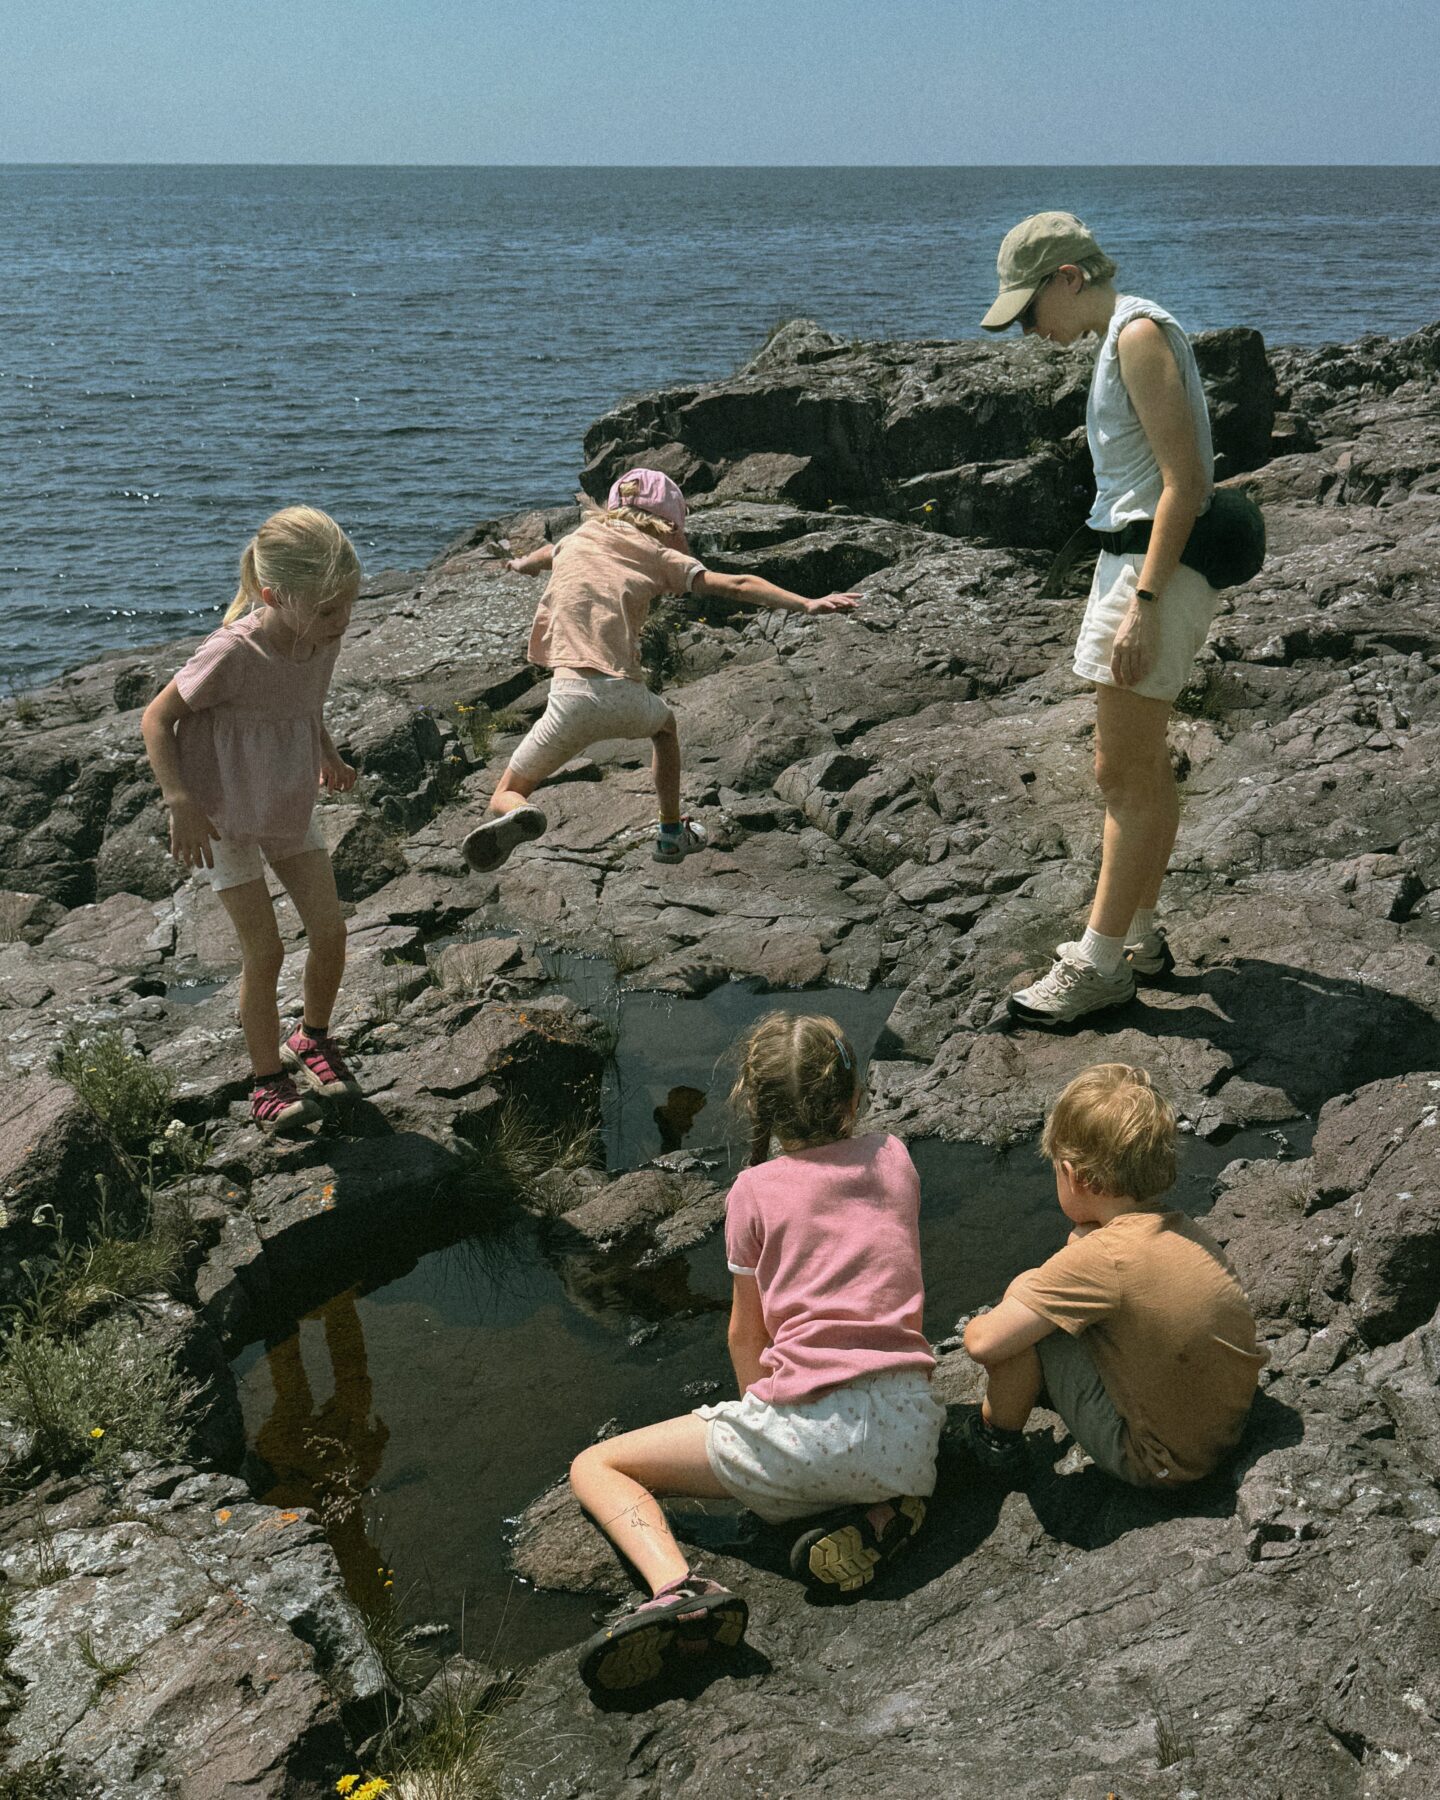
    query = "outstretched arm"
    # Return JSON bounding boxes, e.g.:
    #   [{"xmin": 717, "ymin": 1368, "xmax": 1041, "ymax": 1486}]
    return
[
  {"xmin": 695, "ymin": 568, "xmax": 859, "ymax": 615},
  {"xmin": 505, "ymin": 544, "xmax": 555, "ymax": 576}
]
